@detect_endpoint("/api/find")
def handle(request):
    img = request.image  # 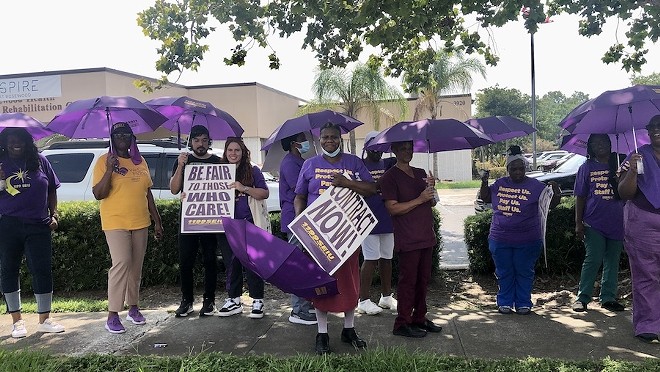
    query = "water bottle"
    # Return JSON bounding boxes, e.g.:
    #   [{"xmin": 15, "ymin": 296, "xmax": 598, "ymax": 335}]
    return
[{"xmin": 0, "ymin": 179, "xmax": 6, "ymax": 191}]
